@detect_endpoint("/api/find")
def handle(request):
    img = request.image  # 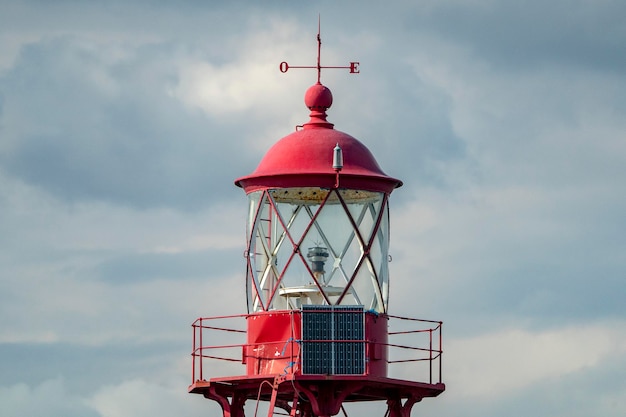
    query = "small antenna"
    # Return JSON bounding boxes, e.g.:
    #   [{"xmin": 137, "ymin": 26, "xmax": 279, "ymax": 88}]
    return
[{"xmin": 279, "ymin": 17, "xmax": 360, "ymax": 82}]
